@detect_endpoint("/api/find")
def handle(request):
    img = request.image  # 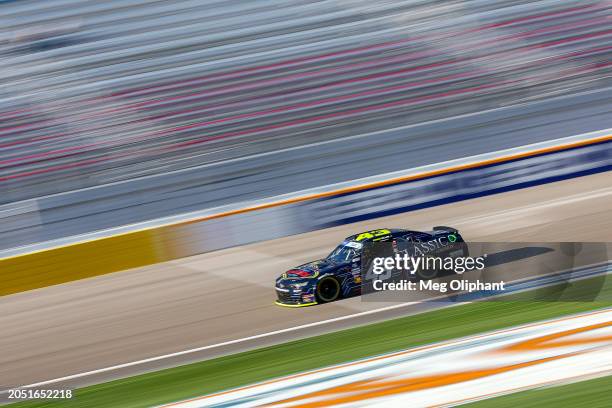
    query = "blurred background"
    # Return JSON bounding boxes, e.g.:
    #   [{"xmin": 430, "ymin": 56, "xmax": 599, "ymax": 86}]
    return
[
  {"xmin": 0, "ymin": 2, "xmax": 611, "ymax": 406},
  {"xmin": 0, "ymin": 0, "xmax": 610, "ymax": 248}
]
